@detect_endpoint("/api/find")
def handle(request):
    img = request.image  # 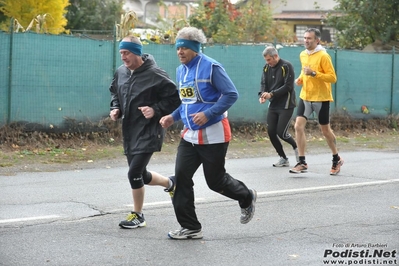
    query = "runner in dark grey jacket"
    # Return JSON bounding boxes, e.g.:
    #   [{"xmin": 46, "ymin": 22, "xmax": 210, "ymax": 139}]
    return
[
  {"xmin": 109, "ymin": 36, "xmax": 181, "ymax": 229},
  {"xmin": 258, "ymin": 46, "xmax": 298, "ymax": 167}
]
